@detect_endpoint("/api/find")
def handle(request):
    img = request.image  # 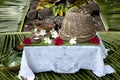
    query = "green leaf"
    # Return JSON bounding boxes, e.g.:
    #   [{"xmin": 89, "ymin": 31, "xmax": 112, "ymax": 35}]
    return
[
  {"xmin": 43, "ymin": 3, "xmax": 55, "ymax": 8},
  {"xmin": 68, "ymin": 6, "xmax": 78, "ymax": 11},
  {"xmin": 53, "ymin": 6, "xmax": 59, "ymax": 16},
  {"xmin": 59, "ymin": 8, "xmax": 63, "ymax": 16},
  {"xmin": 0, "ymin": 0, "xmax": 30, "ymax": 33},
  {"xmin": 0, "ymin": 32, "xmax": 30, "ymax": 53},
  {"xmin": 96, "ymin": 0, "xmax": 120, "ymax": 31}
]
